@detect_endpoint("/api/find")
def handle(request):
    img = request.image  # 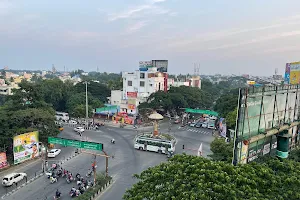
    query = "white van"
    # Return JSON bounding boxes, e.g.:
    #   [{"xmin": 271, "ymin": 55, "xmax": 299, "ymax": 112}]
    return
[
  {"xmin": 2, "ymin": 173, "xmax": 27, "ymax": 186},
  {"xmin": 55, "ymin": 112, "xmax": 69, "ymax": 121}
]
